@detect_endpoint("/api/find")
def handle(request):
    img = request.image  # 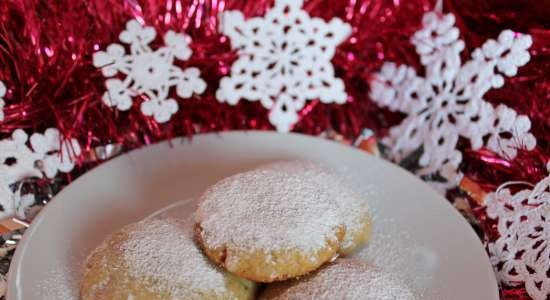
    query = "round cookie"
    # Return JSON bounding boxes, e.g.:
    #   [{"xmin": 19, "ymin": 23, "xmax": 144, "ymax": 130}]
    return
[
  {"xmin": 194, "ymin": 161, "xmax": 371, "ymax": 282},
  {"xmin": 80, "ymin": 218, "xmax": 256, "ymax": 300},
  {"xmin": 260, "ymin": 258, "xmax": 416, "ymax": 300}
]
